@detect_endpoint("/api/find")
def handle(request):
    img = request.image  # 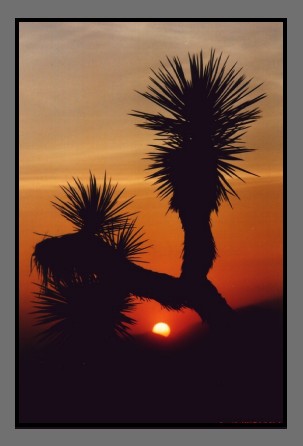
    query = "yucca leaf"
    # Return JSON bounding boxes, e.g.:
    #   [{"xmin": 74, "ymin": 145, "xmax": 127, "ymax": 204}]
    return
[
  {"xmin": 103, "ymin": 219, "xmax": 152, "ymax": 263},
  {"xmin": 132, "ymin": 50, "xmax": 265, "ymax": 213},
  {"xmin": 32, "ymin": 277, "xmax": 137, "ymax": 346},
  {"xmin": 51, "ymin": 172, "xmax": 135, "ymax": 235}
]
